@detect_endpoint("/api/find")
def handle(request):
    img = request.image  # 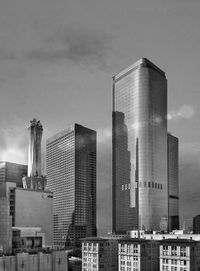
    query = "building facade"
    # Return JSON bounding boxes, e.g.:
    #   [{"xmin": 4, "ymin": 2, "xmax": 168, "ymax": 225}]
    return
[
  {"xmin": 160, "ymin": 239, "xmax": 200, "ymax": 271},
  {"xmin": 118, "ymin": 238, "xmax": 159, "ymax": 271},
  {"xmin": 82, "ymin": 237, "xmax": 119, "ymax": 271},
  {"xmin": 193, "ymin": 215, "xmax": 200, "ymax": 234},
  {"xmin": 0, "ymin": 161, "xmax": 28, "ymax": 197},
  {"xmin": 0, "ymin": 197, "xmax": 12, "ymax": 253},
  {"xmin": 113, "ymin": 58, "xmax": 168, "ymax": 233},
  {"xmin": 9, "ymin": 187, "xmax": 53, "ymax": 246},
  {"xmin": 167, "ymin": 133, "xmax": 179, "ymax": 232},
  {"xmin": 46, "ymin": 124, "xmax": 96, "ymax": 248}
]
